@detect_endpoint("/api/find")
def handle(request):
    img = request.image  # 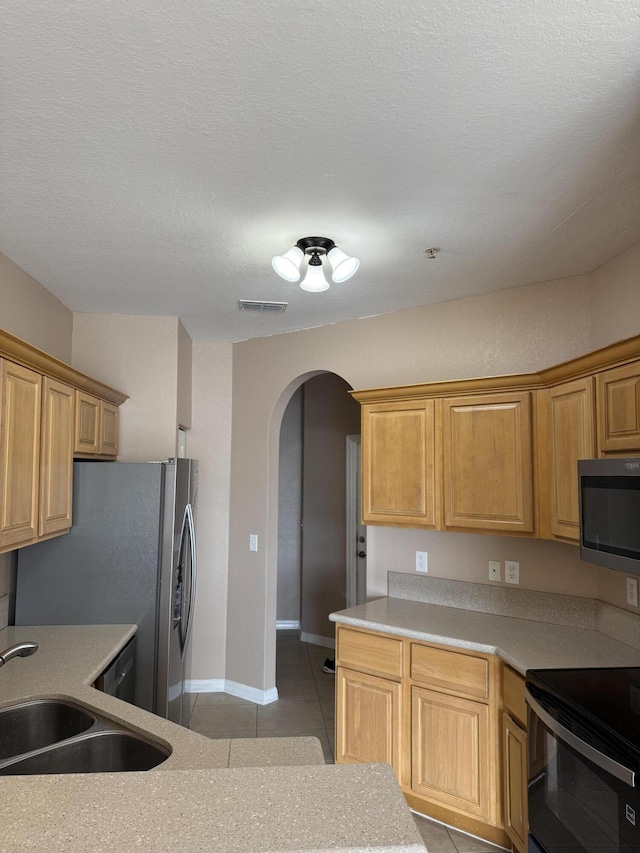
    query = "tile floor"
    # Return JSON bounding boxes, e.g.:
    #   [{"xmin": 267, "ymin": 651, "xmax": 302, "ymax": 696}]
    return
[{"xmin": 187, "ymin": 631, "xmax": 505, "ymax": 853}]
